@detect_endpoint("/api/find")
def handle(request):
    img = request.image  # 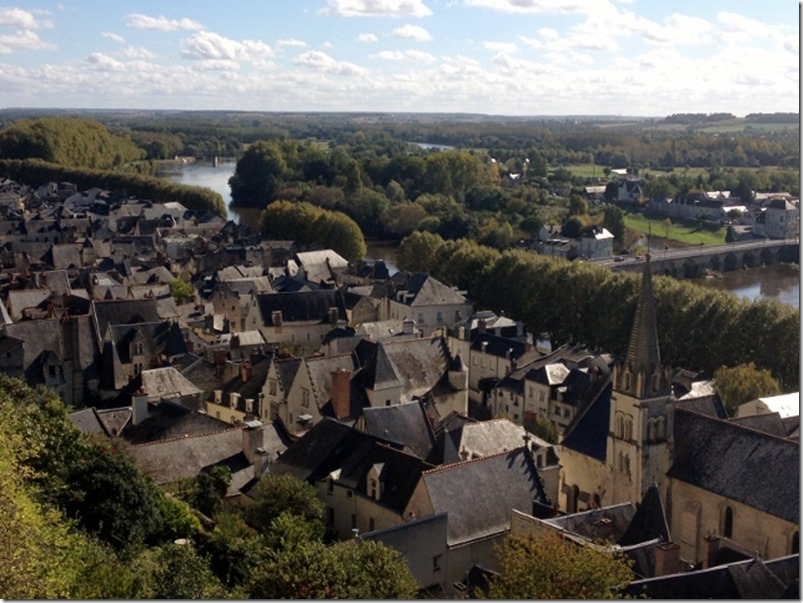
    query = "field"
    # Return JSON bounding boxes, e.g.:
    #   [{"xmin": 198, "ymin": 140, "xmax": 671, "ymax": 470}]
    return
[{"xmin": 622, "ymin": 212, "xmax": 726, "ymax": 247}]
